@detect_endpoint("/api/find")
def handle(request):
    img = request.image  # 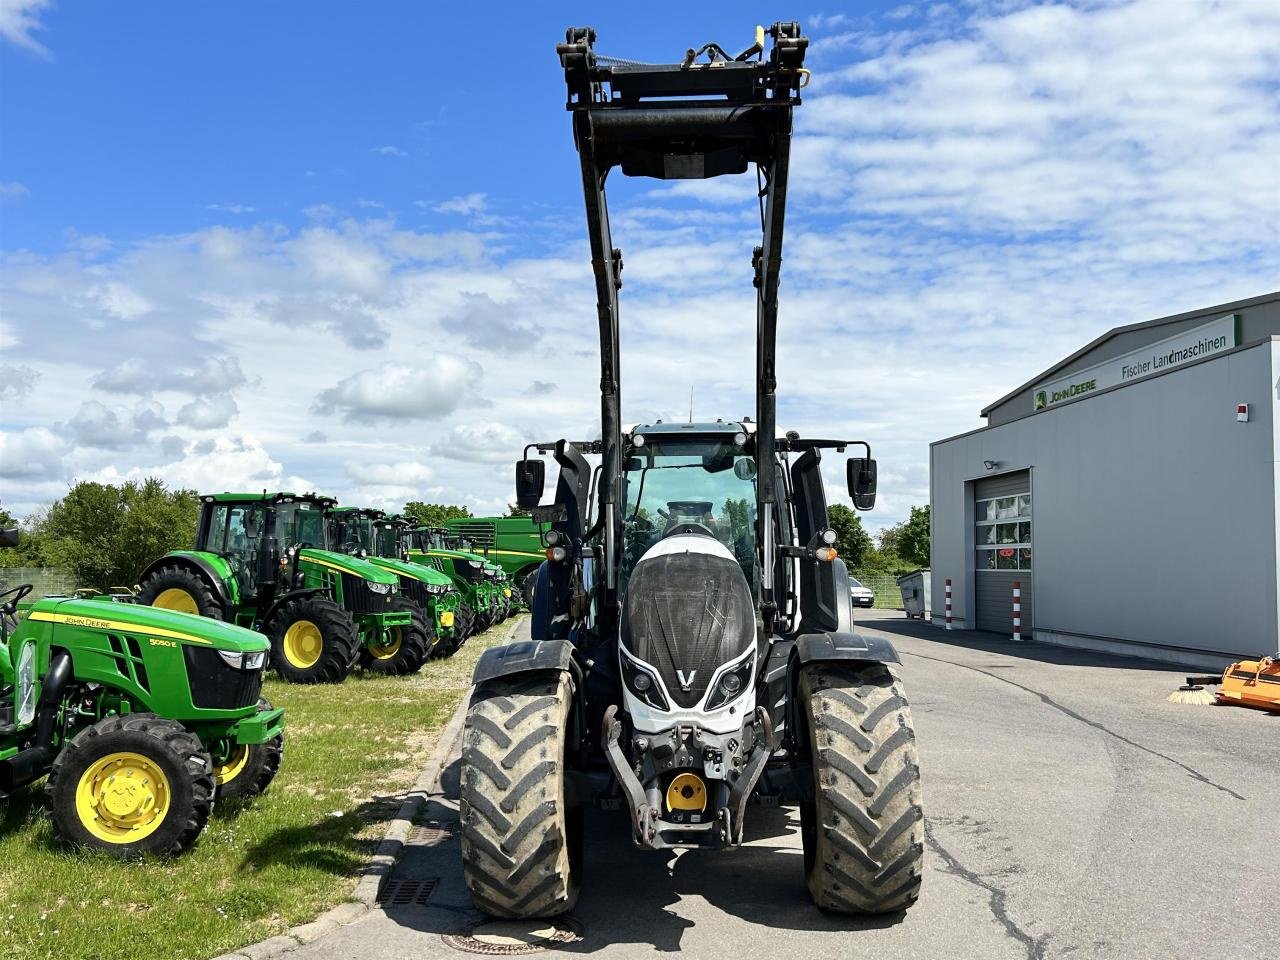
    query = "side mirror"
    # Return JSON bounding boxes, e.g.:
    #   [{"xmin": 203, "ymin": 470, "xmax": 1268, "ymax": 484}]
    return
[
  {"xmin": 0, "ymin": 527, "xmax": 19, "ymax": 549},
  {"xmin": 515, "ymin": 459, "xmax": 546, "ymax": 509},
  {"xmin": 847, "ymin": 457, "xmax": 877, "ymax": 511}
]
